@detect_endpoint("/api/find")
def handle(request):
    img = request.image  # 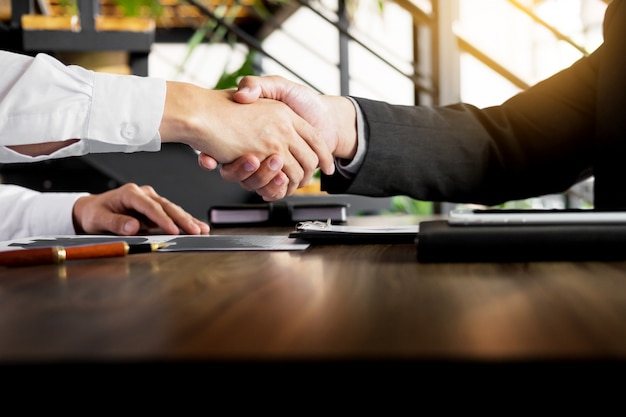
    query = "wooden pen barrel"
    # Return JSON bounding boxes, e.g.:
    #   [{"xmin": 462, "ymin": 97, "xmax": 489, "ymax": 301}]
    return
[
  {"xmin": 65, "ymin": 242, "xmax": 130, "ymax": 259},
  {"xmin": 0, "ymin": 246, "xmax": 66, "ymax": 267},
  {"xmin": 0, "ymin": 242, "xmax": 131, "ymax": 267}
]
